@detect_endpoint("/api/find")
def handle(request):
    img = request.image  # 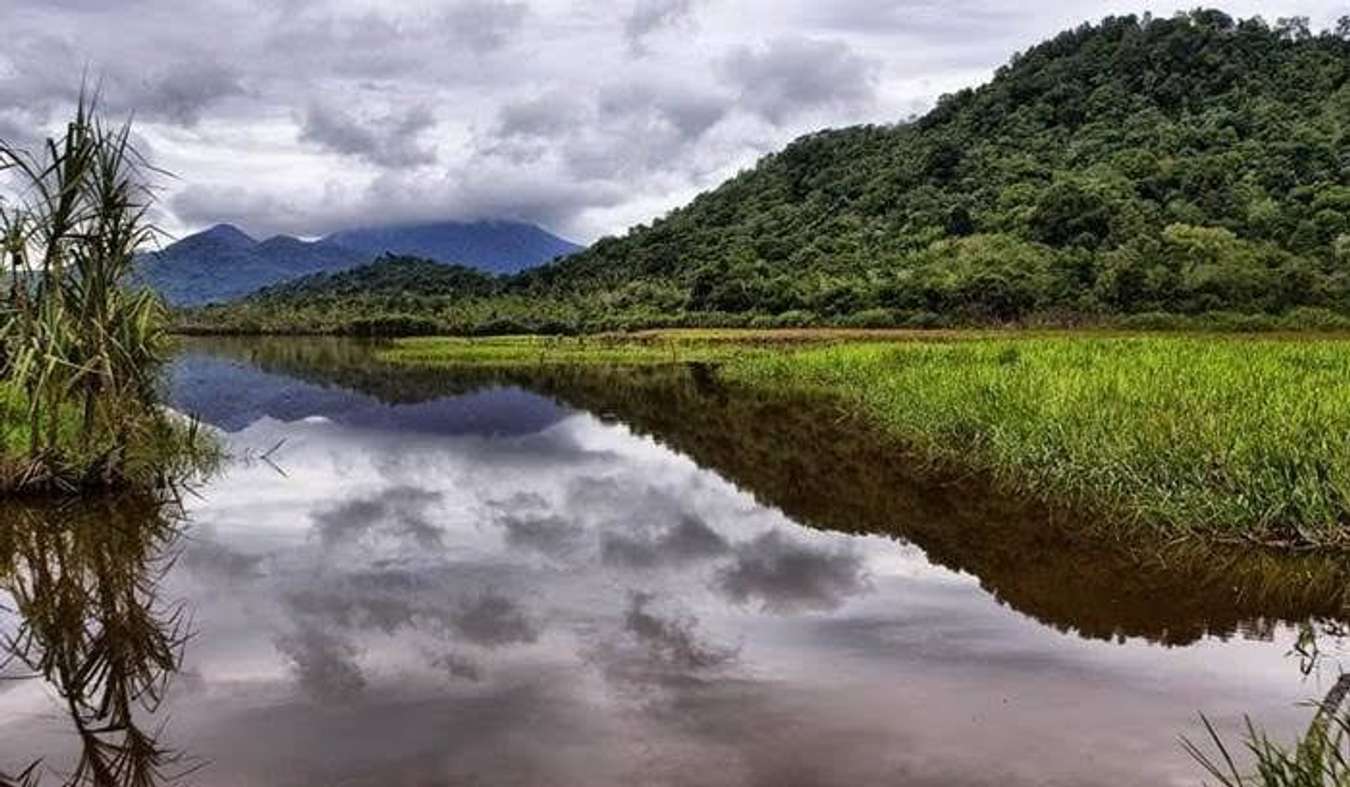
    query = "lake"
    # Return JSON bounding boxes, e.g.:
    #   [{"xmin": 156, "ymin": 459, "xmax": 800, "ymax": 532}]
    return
[{"xmin": 2, "ymin": 337, "xmax": 1347, "ymax": 786}]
